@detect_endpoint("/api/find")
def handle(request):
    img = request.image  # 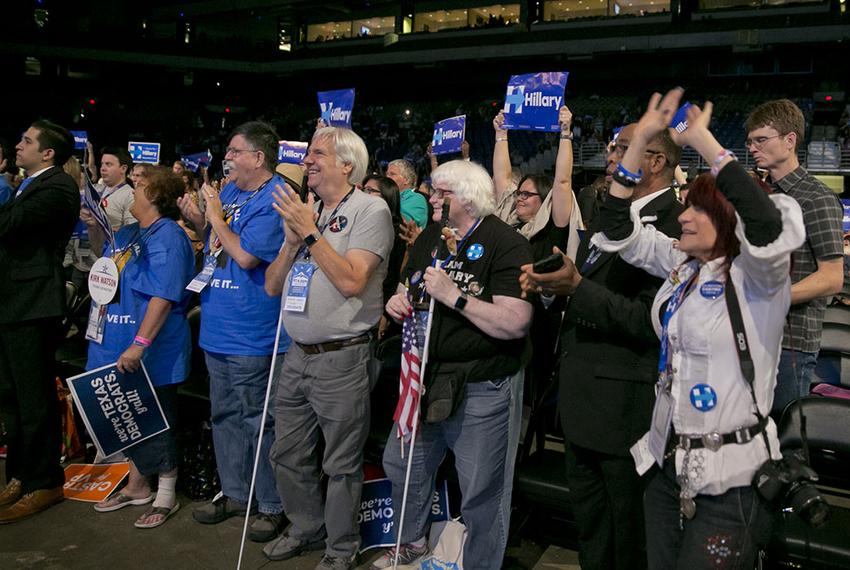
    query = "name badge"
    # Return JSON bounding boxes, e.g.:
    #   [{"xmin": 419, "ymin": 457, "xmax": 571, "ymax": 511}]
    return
[
  {"xmin": 284, "ymin": 262, "xmax": 316, "ymax": 313},
  {"xmin": 648, "ymin": 388, "xmax": 675, "ymax": 467},
  {"xmin": 88, "ymin": 257, "xmax": 120, "ymax": 305},
  {"xmin": 186, "ymin": 255, "xmax": 217, "ymax": 293},
  {"xmin": 85, "ymin": 301, "xmax": 107, "ymax": 345}
]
